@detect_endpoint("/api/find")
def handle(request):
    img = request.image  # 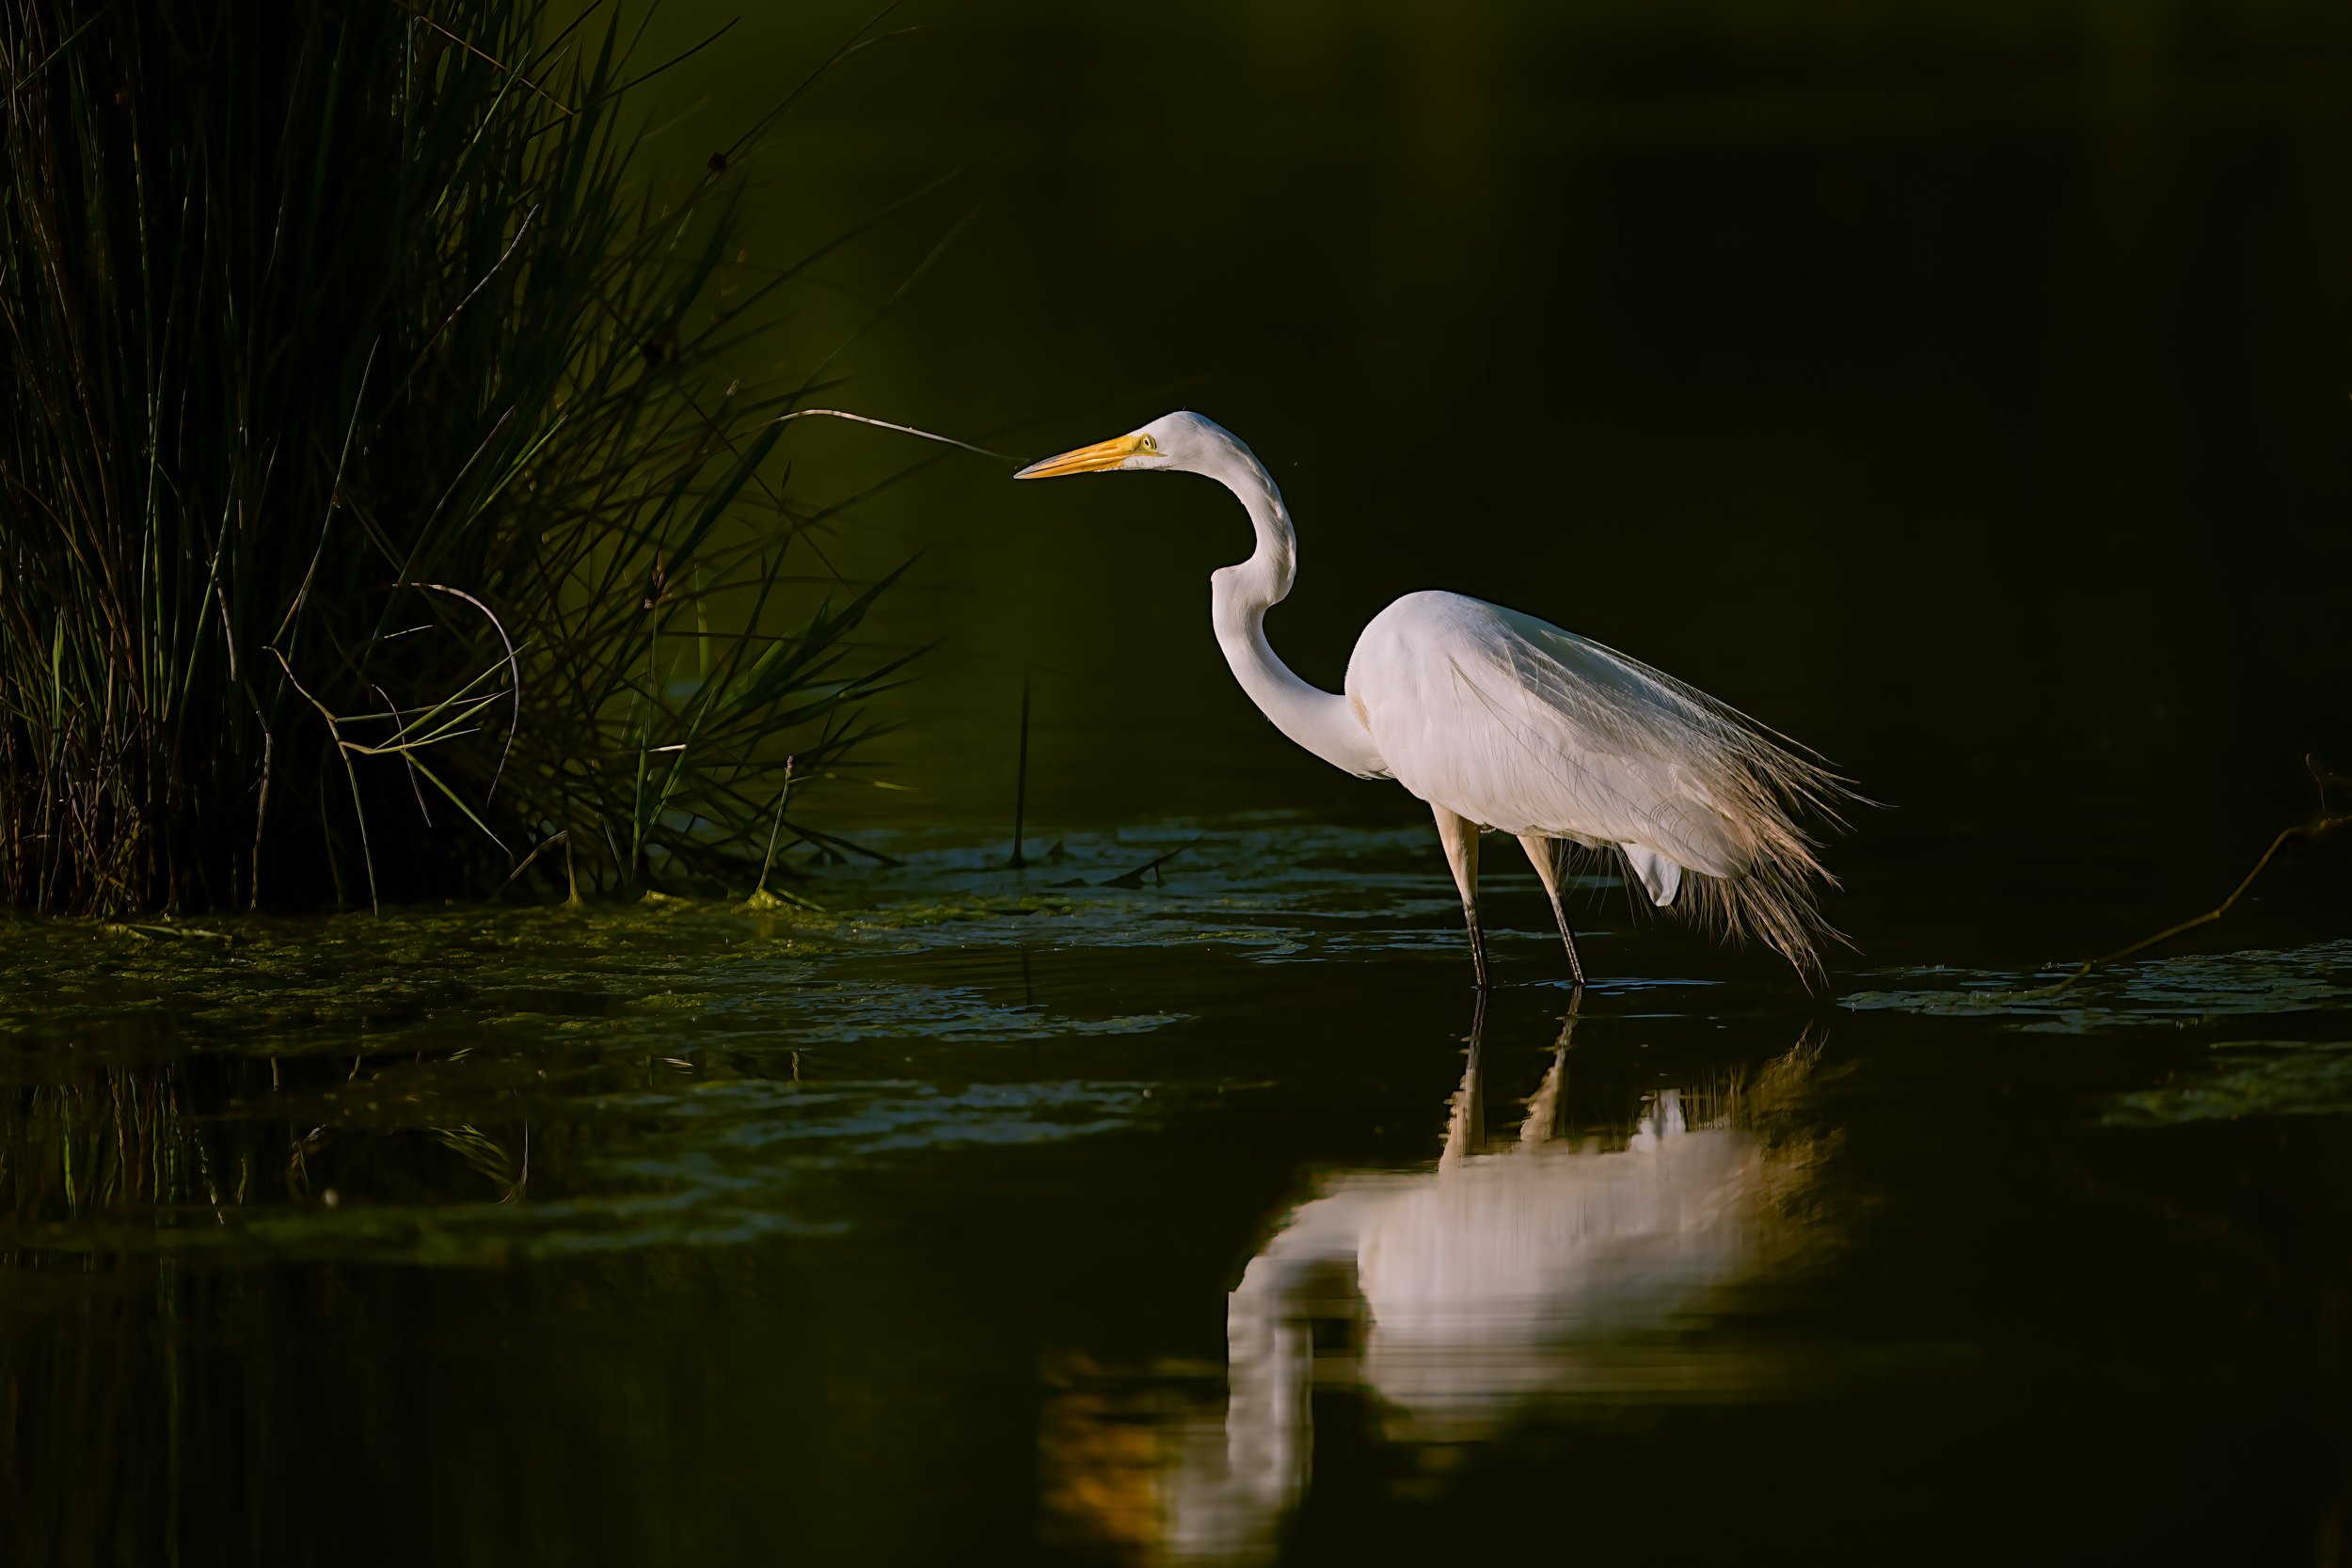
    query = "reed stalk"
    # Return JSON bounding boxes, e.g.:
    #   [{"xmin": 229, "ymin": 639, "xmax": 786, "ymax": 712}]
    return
[{"xmin": 0, "ymin": 0, "xmax": 909, "ymax": 913}]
